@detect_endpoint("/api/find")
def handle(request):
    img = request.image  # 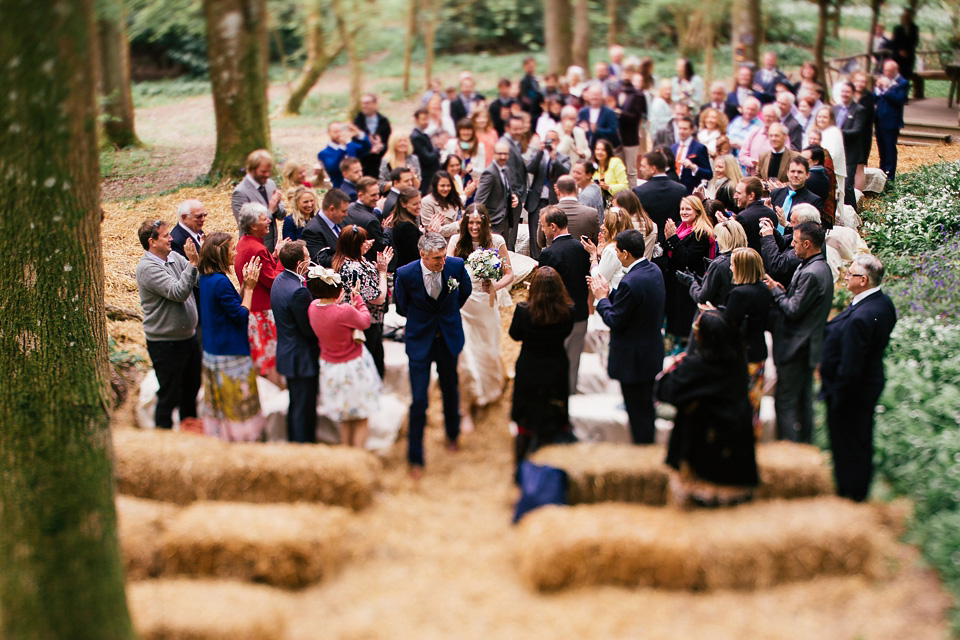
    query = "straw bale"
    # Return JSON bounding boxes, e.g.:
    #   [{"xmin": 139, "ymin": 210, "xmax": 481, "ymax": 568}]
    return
[
  {"xmin": 160, "ymin": 502, "xmax": 349, "ymax": 588},
  {"xmin": 116, "ymin": 496, "xmax": 181, "ymax": 579},
  {"xmin": 530, "ymin": 442, "xmax": 832, "ymax": 505},
  {"xmin": 128, "ymin": 578, "xmax": 290, "ymax": 640},
  {"xmin": 113, "ymin": 428, "xmax": 381, "ymax": 509},
  {"xmin": 516, "ymin": 497, "xmax": 893, "ymax": 592}
]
